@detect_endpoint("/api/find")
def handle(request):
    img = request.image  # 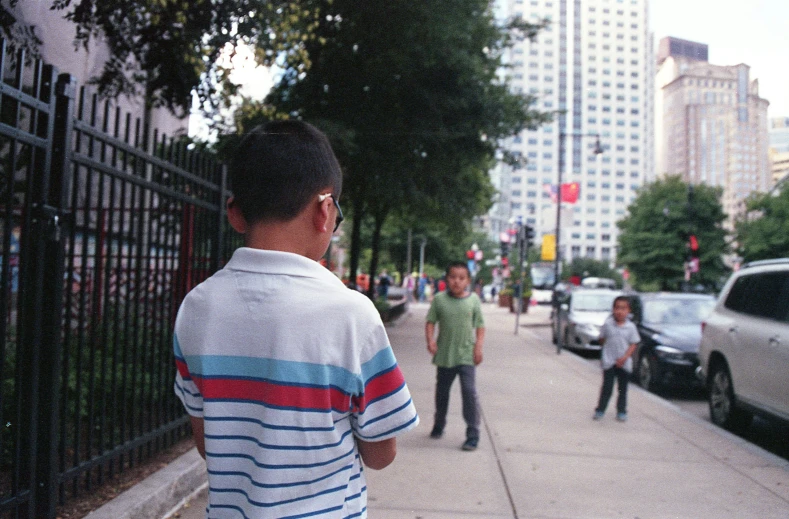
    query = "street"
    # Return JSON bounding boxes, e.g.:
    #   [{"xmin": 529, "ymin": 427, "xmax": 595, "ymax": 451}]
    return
[{"xmin": 527, "ymin": 304, "xmax": 789, "ymax": 463}]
